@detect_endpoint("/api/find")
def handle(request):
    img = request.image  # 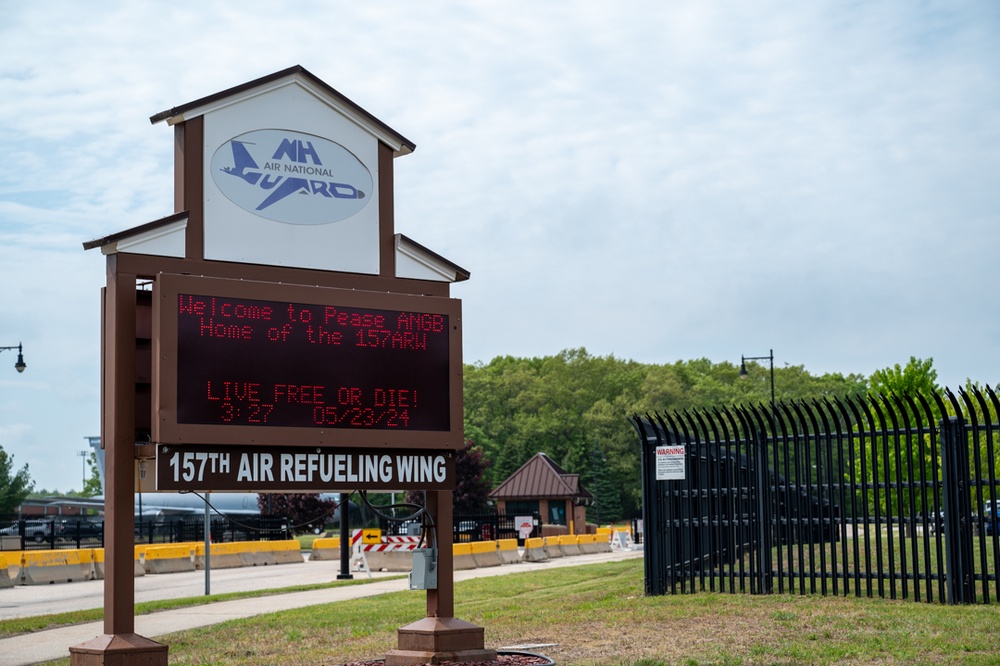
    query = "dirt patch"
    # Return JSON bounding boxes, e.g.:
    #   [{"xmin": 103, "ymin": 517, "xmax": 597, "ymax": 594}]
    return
[{"xmin": 338, "ymin": 654, "xmax": 551, "ymax": 666}]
